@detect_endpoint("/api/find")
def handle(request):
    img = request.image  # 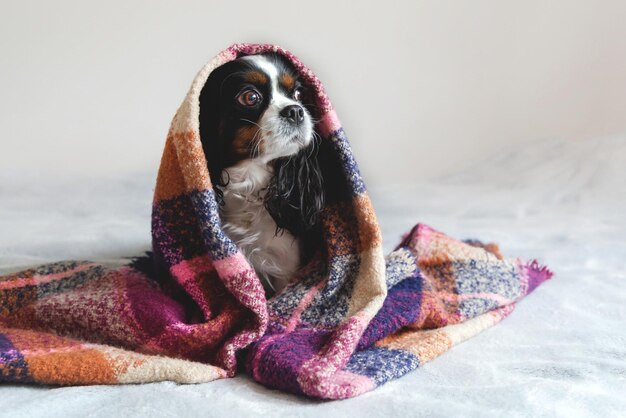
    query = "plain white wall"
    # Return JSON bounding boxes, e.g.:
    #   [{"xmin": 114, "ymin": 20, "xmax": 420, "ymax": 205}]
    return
[{"xmin": 1, "ymin": 0, "xmax": 625, "ymax": 187}]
